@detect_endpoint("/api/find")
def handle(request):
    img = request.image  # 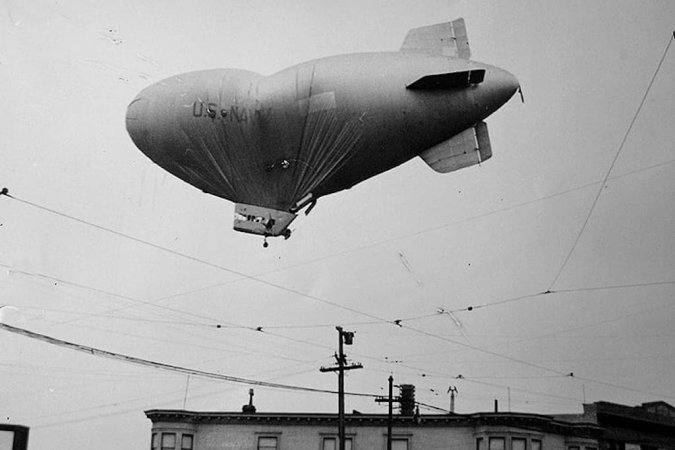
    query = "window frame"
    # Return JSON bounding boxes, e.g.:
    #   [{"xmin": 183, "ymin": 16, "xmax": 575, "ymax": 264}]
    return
[
  {"xmin": 161, "ymin": 433, "xmax": 177, "ymax": 450},
  {"xmin": 391, "ymin": 437, "xmax": 410, "ymax": 450},
  {"xmin": 322, "ymin": 436, "xmax": 353, "ymax": 450},
  {"xmin": 489, "ymin": 436, "xmax": 506, "ymax": 450},
  {"xmin": 512, "ymin": 437, "xmax": 527, "ymax": 450},
  {"xmin": 475, "ymin": 434, "xmax": 545, "ymax": 450},
  {"xmin": 257, "ymin": 435, "xmax": 279, "ymax": 450},
  {"xmin": 181, "ymin": 434, "xmax": 194, "ymax": 450}
]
